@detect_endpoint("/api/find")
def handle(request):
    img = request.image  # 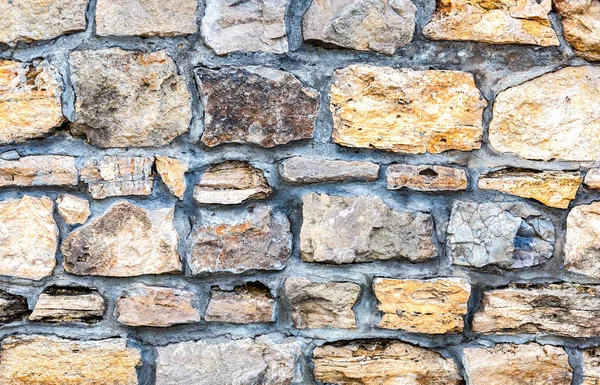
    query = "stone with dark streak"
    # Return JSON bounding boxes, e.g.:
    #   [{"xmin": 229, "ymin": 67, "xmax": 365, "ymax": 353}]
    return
[
  {"xmin": 0, "ymin": 290, "xmax": 29, "ymax": 324},
  {"xmin": 29, "ymin": 286, "xmax": 105, "ymax": 323}
]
